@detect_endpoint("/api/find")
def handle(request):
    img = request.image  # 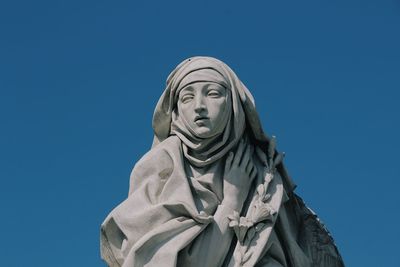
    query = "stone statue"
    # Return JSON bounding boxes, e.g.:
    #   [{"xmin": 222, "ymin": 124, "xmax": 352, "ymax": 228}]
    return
[{"xmin": 100, "ymin": 57, "xmax": 344, "ymax": 267}]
